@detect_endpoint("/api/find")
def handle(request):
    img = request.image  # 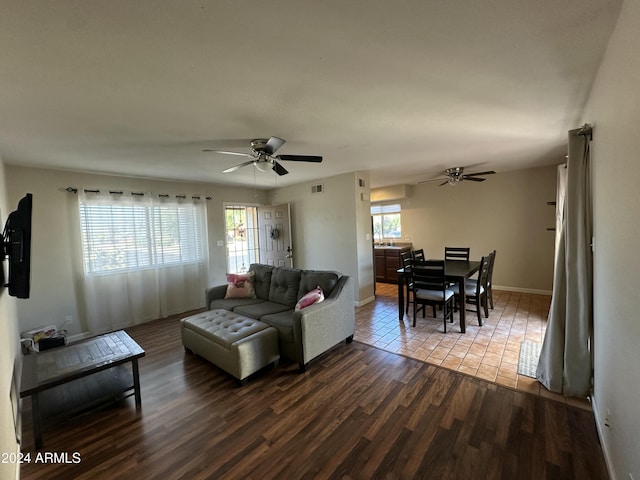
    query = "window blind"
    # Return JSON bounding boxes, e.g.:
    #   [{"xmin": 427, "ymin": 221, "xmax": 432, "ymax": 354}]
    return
[{"xmin": 79, "ymin": 199, "xmax": 205, "ymax": 275}]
